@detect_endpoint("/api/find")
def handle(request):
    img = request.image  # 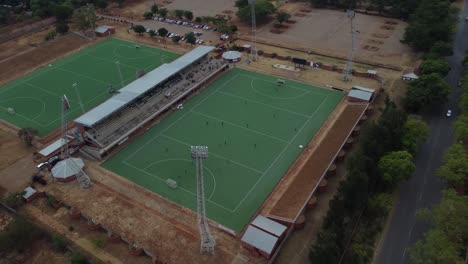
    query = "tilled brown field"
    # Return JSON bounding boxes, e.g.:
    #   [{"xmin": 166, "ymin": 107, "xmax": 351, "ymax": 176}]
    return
[{"xmin": 267, "ymin": 103, "xmax": 367, "ymax": 220}]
